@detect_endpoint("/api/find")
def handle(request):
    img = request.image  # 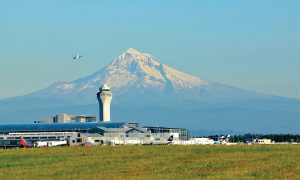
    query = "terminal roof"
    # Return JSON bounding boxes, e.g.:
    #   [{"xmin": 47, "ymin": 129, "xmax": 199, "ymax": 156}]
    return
[{"xmin": 0, "ymin": 122, "xmax": 126, "ymax": 133}]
